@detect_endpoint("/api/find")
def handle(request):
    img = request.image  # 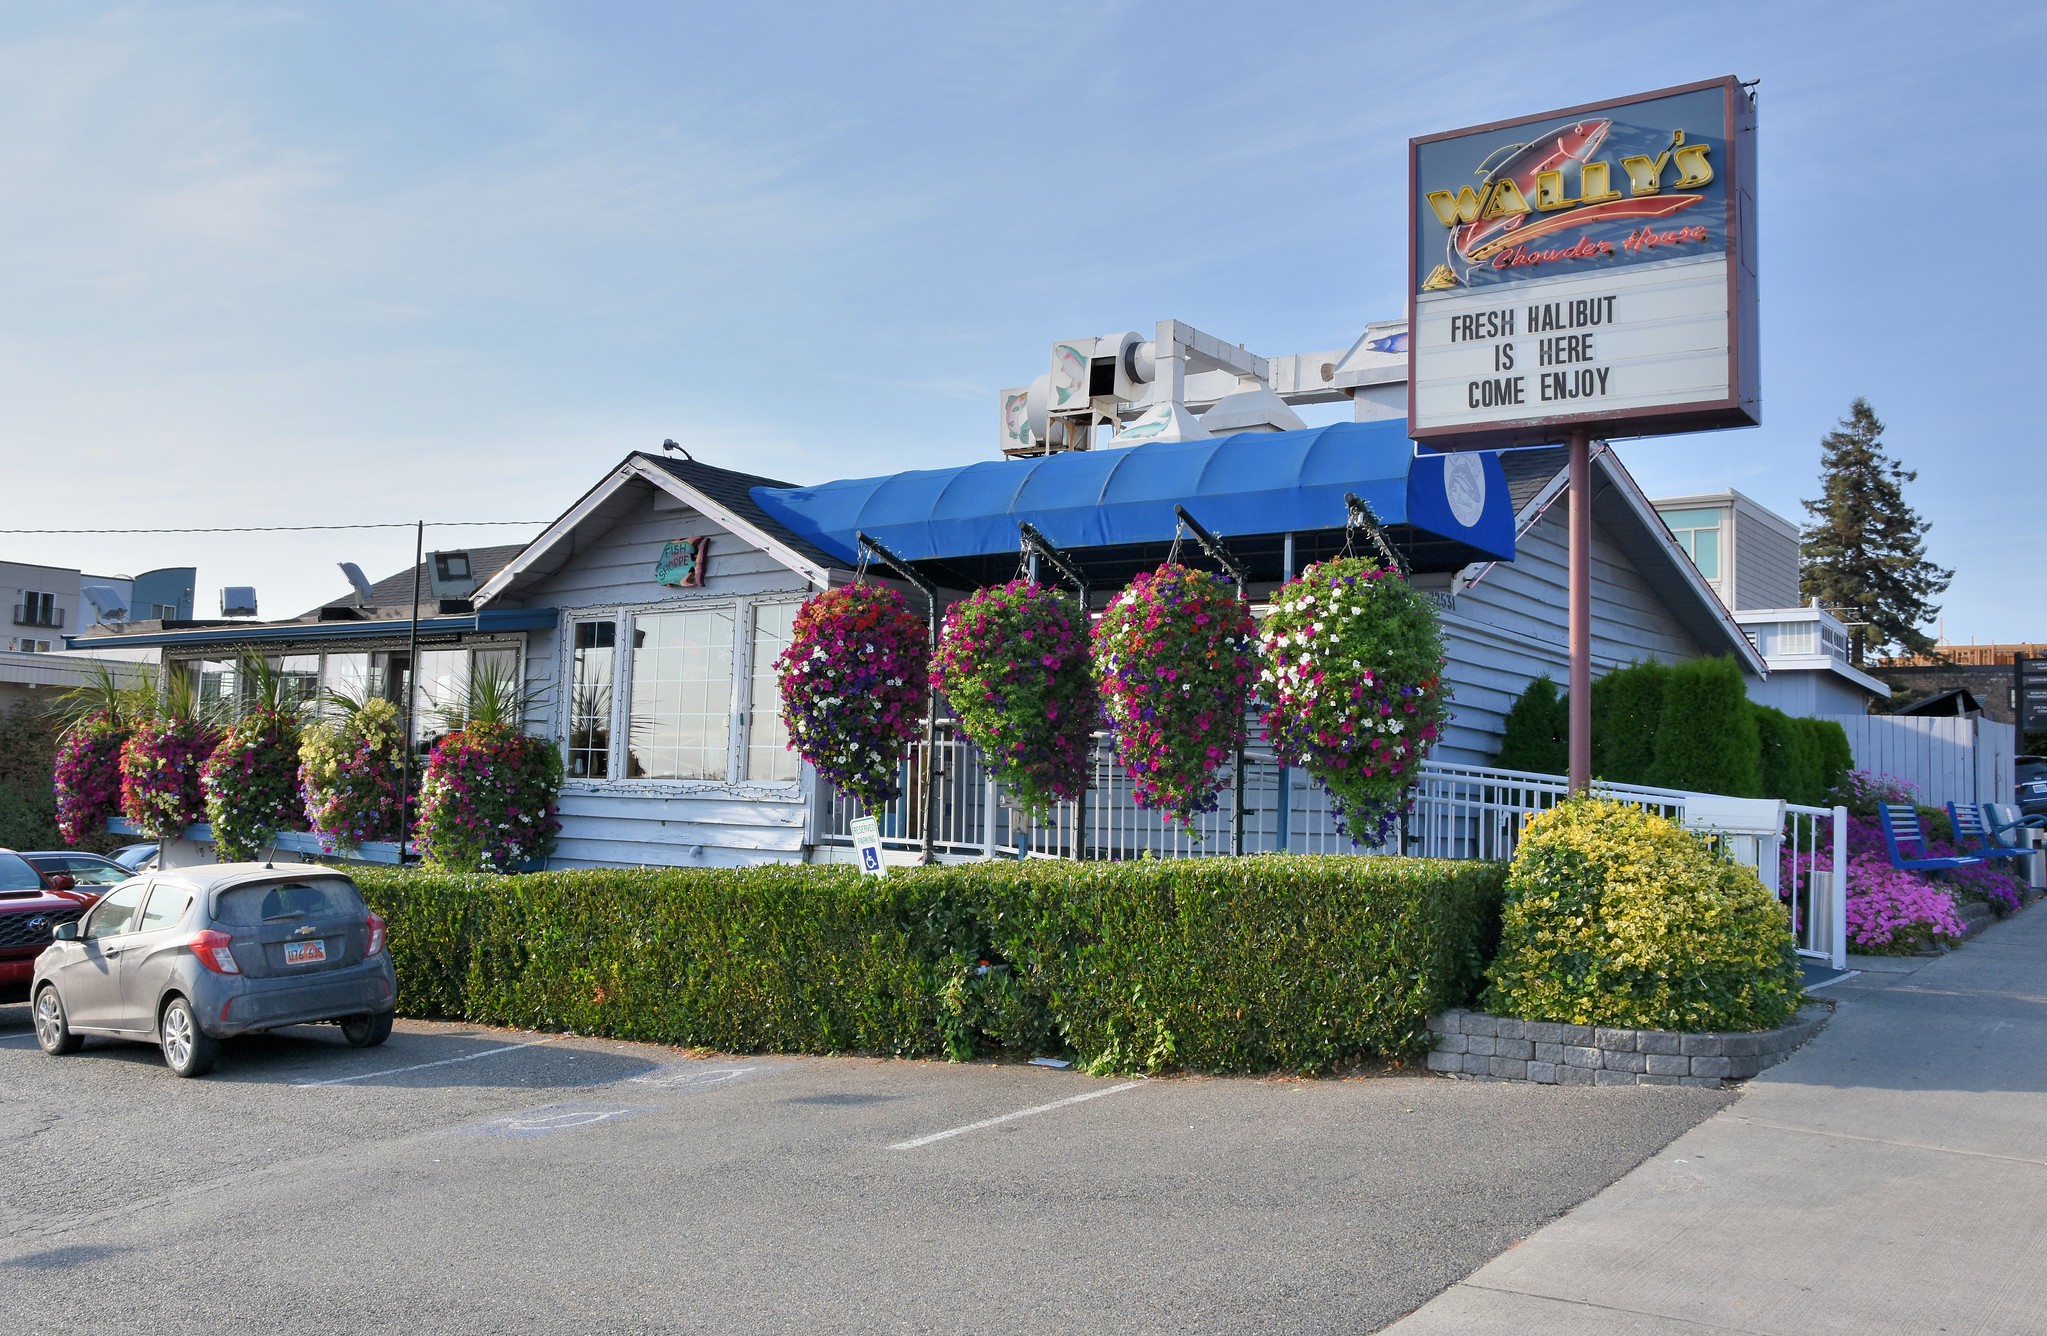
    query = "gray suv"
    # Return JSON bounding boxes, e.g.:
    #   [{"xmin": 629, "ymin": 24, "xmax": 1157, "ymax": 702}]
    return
[{"xmin": 31, "ymin": 864, "xmax": 397, "ymax": 1077}]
